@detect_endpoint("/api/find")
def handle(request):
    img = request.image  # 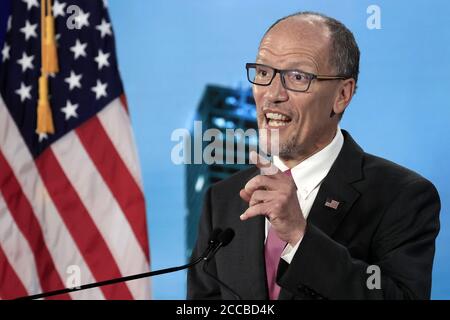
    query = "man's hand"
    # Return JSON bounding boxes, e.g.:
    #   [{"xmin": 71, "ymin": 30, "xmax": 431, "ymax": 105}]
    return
[{"xmin": 239, "ymin": 151, "xmax": 306, "ymax": 245}]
